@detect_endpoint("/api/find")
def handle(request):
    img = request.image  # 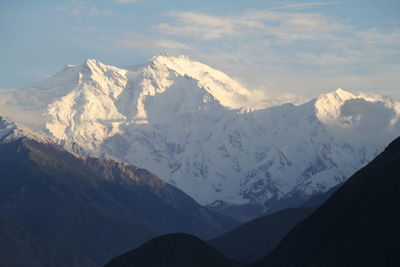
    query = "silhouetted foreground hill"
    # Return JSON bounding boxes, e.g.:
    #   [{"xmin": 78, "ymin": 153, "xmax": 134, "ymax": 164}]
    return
[
  {"xmin": 104, "ymin": 233, "xmax": 239, "ymax": 267},
  {"xmin": 0, "ymin": 128, "xmax": 237, "ymax": 266},
  {"xmin": 254, "ymin": 136, "xmax": 400, "ymax": 267},
  {"xmin": 108, "ymin": 188, "xmax": 337, "ymax": 266},
  {"xmin": 208, "ymin": 185, "xmax": 339, "ymax": 263},
  {"xmin": 209, "ymin": 207, "xmax": 312, "ymax": 263}
]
